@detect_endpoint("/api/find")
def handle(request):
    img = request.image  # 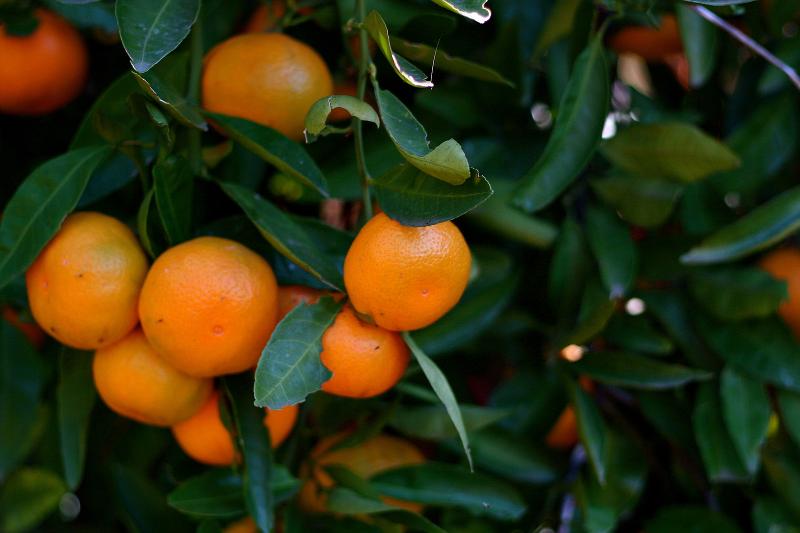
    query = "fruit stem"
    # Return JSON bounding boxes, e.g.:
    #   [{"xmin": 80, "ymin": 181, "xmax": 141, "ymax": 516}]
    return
[
  {"xmin": 690, "ymin": 4, "xmax": 800, "ymax": 92},
  {"xmin": 188, "ymin": 16, "xmax": 205, "ymax": 174},
  {"xmin": 354, "ymin": 0, "xmax": 373, "ymax": 222}
]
